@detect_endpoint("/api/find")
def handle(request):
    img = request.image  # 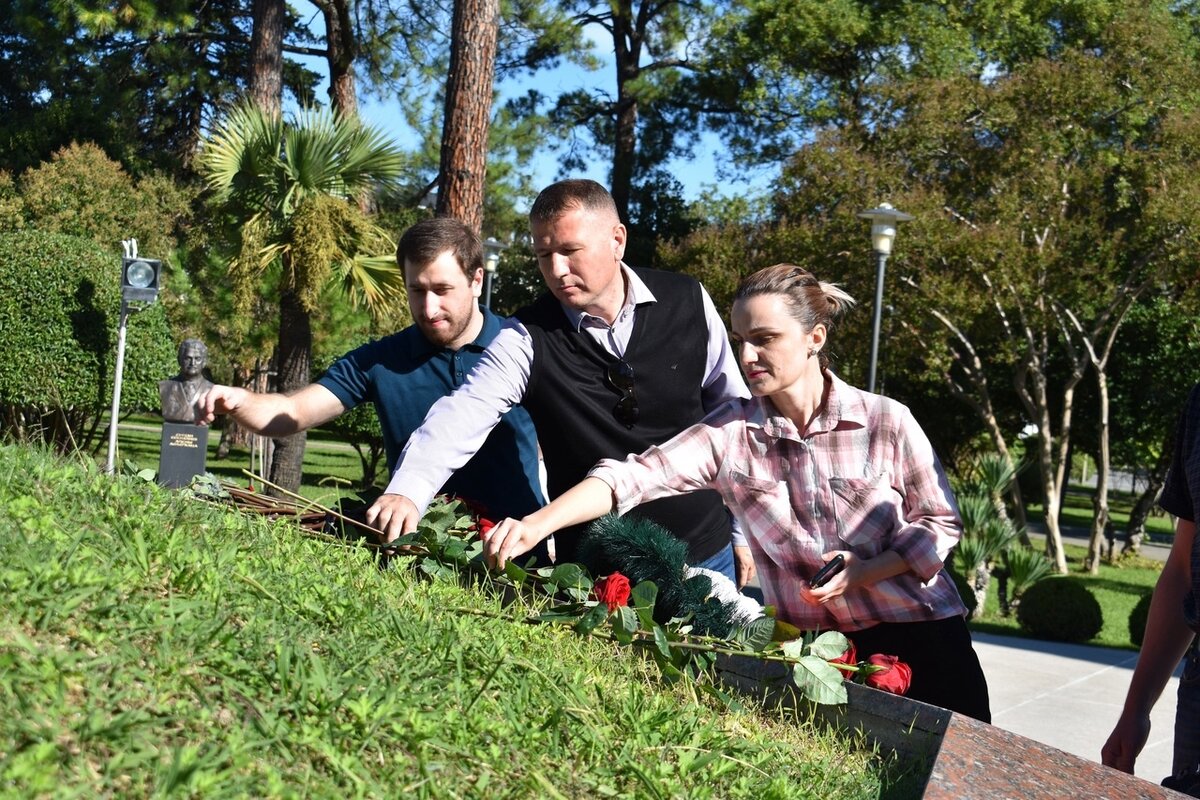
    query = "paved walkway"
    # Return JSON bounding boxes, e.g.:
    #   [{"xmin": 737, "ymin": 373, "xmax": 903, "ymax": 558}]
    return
[
  {"xmin": 979, "ymin": 522, "xmax": 1178, "ymax": 782},
  {"xmin": 973, "ymin": 631, "xmax": 1182, "ymax": 784}
]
